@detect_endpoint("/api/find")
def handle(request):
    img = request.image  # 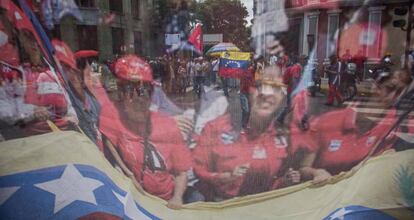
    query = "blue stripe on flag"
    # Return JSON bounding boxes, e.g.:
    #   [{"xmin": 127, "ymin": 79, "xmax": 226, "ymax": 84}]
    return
[
  {"xmin": 219, "ymin": 58, "xmax": 249, "ymax": 70},
  {"xmin": 0, "ymin": 164, "xmax": 160, "ymax": 220}
]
